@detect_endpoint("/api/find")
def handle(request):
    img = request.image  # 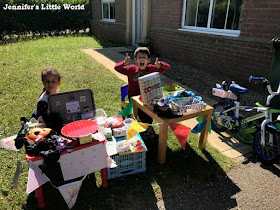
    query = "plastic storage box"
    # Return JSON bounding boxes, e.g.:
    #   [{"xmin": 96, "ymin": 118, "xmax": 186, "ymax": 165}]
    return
[{"xmin": 107, "ymin": 151, "xmax": 146, "ymax": 179}]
